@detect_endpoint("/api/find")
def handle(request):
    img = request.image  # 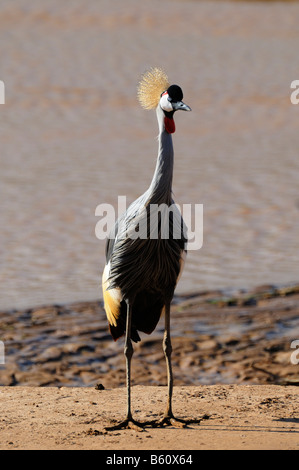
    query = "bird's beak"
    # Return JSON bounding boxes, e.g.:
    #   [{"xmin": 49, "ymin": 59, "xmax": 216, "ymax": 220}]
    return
[{"xmin": 172, "ymin": 101, "xmax": 192, "ymax": 112}]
